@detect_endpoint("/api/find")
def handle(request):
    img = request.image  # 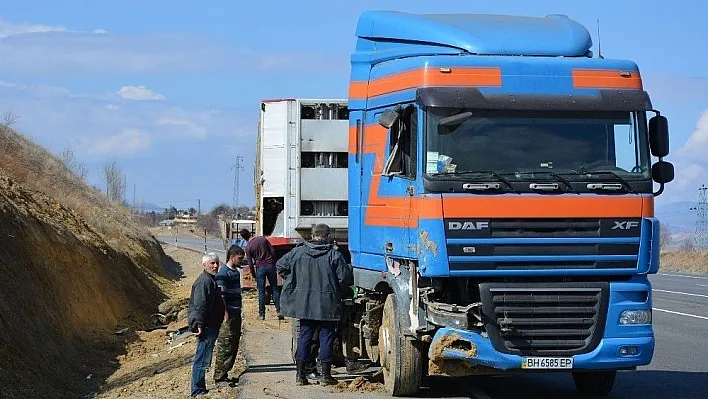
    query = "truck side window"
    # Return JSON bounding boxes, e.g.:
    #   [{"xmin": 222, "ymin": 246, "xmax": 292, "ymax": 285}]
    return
[{"xmin": 382, "ymin": 105, "xmax": 417, "ymax": 178}]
